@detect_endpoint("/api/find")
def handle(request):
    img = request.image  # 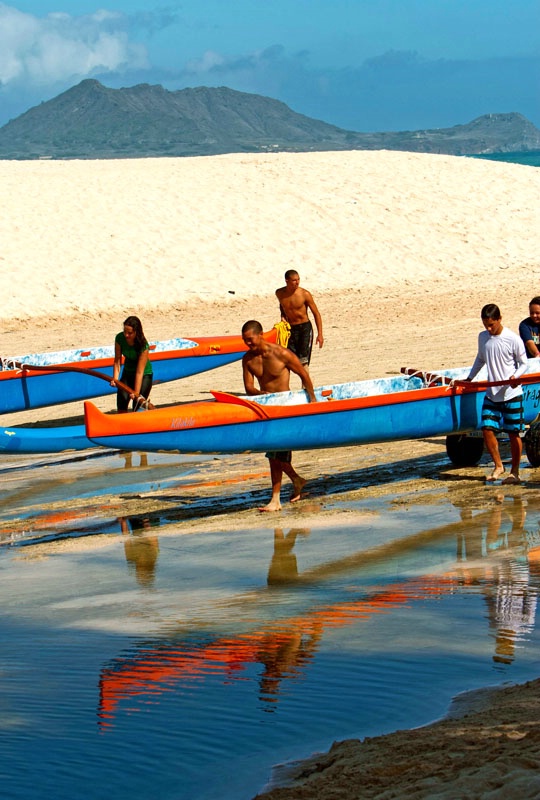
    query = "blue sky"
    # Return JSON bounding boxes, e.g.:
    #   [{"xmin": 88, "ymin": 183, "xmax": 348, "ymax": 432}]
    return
[{"xmin": 1, "ymin": 1, "xmax": 538, "ymax": 130}]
